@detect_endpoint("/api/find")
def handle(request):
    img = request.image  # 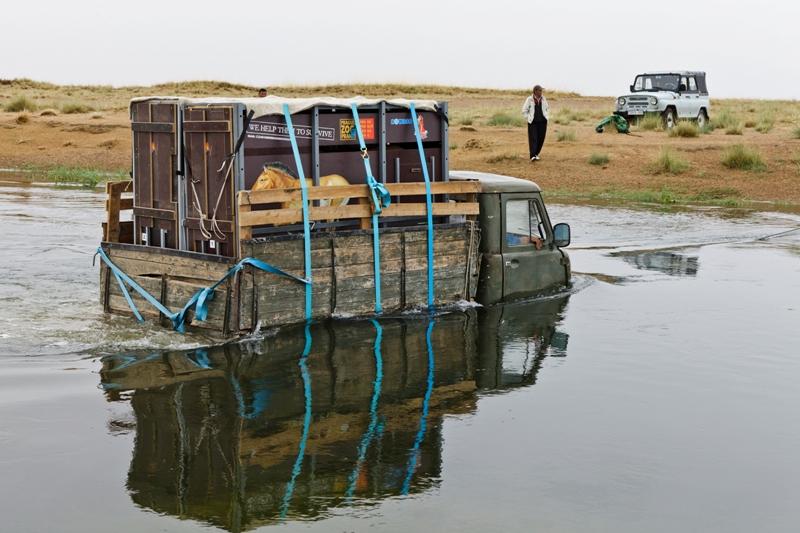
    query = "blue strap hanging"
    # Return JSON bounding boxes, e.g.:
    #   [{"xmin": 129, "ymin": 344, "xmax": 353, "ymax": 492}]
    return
[
  {"xmin": 409, "ymin": 102, "xmax": 435, "ymax": 308},
  {"xmin": 96, "ymin": 246, "xmax": 308, "ymax": 333},
  {"xmin": 401, "ymin": 320, "xmax": 435, "ymax": 494},
  {"xmin": 283, "ymin": 104, "xmax": 314, "ymax": 321},
  {"xmin": 350, "ymin": 103, "xmax": 390, "ymax": 314}
]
